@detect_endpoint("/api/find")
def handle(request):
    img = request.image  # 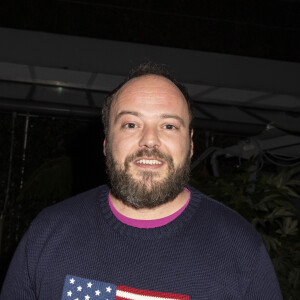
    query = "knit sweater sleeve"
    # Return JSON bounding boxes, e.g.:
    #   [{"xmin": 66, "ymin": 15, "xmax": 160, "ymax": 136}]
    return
[
  {"xmin": 0, "ymin": 229, "xmax": 36, "ymax": 299},
  {"xmin": 244, "ymin": 242, "xmax": 283, "ymax": 299}
]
